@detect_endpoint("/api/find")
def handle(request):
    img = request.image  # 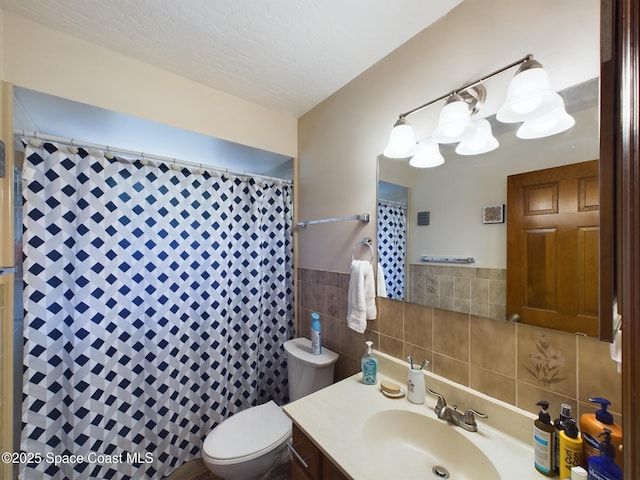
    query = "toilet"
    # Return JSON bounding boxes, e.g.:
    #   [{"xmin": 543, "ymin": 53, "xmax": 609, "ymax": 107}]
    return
[{"xmin": 201, "ymin": 337, "xmax": 339, "ymax": 480}]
